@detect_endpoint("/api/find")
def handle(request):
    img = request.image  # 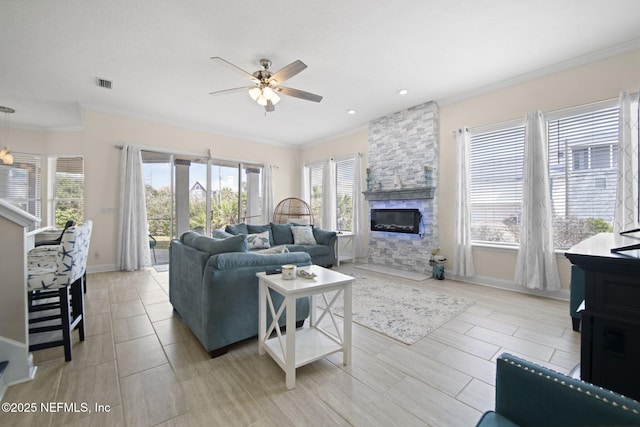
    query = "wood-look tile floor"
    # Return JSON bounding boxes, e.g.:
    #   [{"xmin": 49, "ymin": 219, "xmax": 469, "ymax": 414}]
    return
[{"xmin": 1, "ymin": 264, "xmax": 580, "ymax": 427}]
